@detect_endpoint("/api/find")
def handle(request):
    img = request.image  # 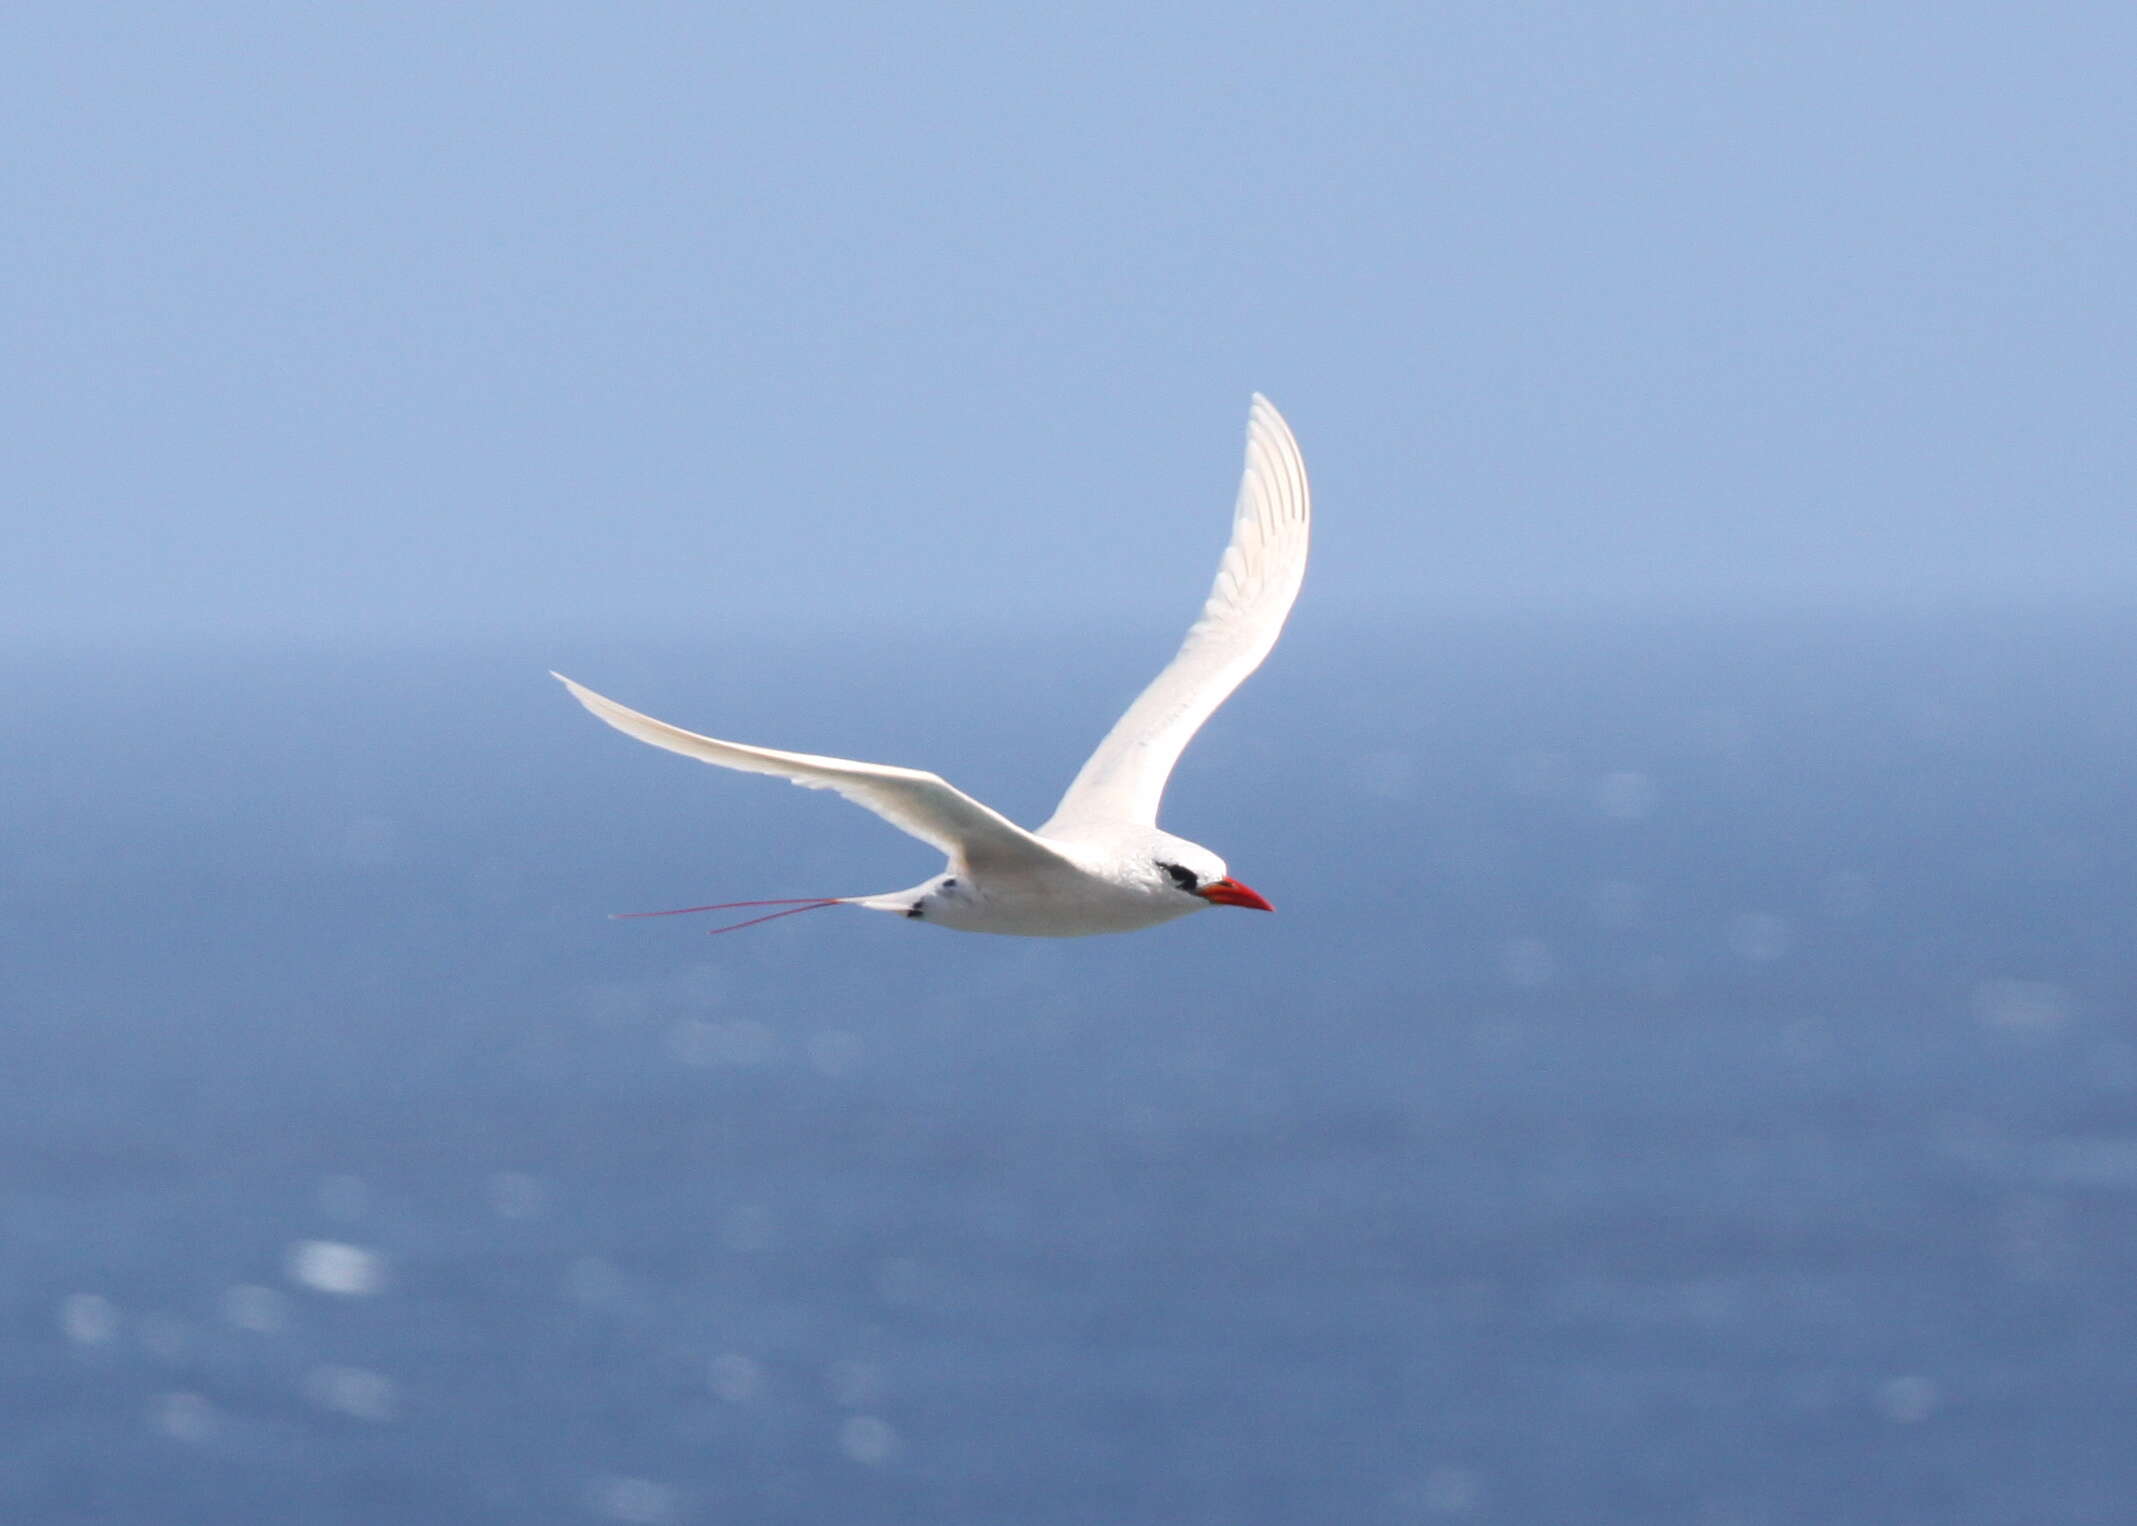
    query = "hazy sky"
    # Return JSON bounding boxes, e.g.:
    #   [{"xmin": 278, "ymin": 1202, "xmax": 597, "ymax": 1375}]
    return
[{"xmin": 7, "ymin": 3, "xmax": 2133, "ymax": 645}]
